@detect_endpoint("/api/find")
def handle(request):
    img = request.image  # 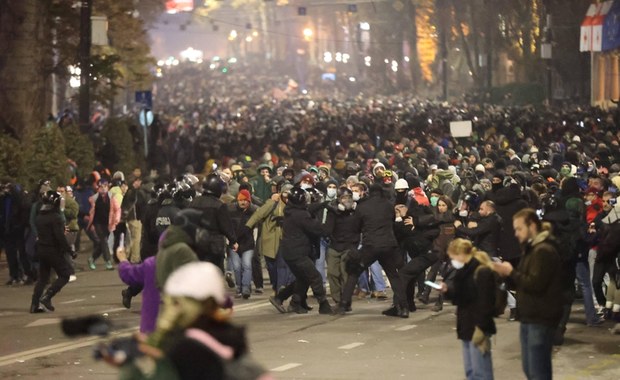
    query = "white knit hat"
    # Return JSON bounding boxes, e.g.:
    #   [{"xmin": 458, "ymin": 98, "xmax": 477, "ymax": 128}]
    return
[
  {"xmin": 394, "ymin": 178, "xmax": 409, "ymax": 190},
  {"xmin": 164, "ymin": 262, "xmax": 226, "ymax": 304}
]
